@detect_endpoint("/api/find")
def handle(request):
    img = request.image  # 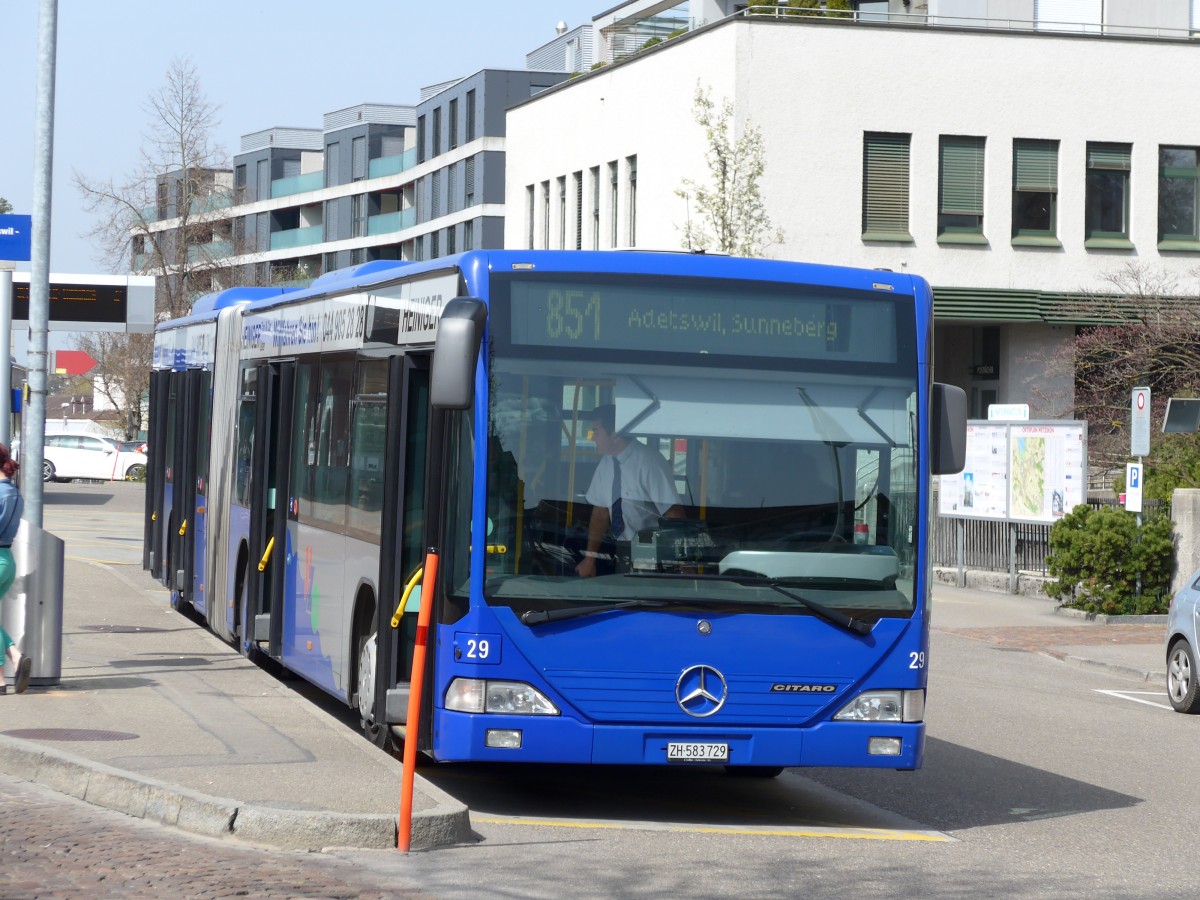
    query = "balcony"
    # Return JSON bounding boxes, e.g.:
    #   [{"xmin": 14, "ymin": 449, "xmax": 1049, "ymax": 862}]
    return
[
  {"xmin": 368, "ymin": 148, "xmax": 418, "ymax": 180},
  {"xmin": 187, "ymin": 240, "xmax": 233, "ymax": 264},
  {"xmin": 367, "ymin": 208, "xmax": 416, "ymax": 236},
  {"xmin": 270, "ymin": 225, "xmax": 323, "ymax": 252},
  {"xmin": 272, "ymin": 171, "xmax": 324, "ymax": 200}
]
